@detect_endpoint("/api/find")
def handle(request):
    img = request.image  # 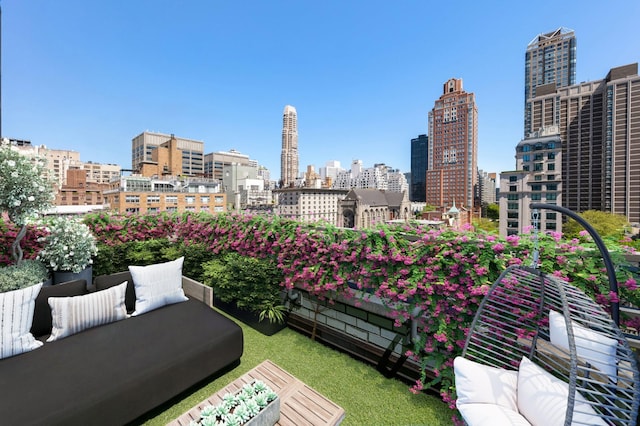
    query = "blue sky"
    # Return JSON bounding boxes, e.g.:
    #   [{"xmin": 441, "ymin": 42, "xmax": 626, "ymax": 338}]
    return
[{"xmin": 3, "ymin": 1, "xmax": 639, "ymax": 181}]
